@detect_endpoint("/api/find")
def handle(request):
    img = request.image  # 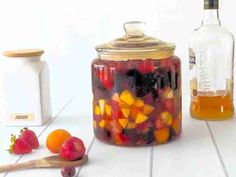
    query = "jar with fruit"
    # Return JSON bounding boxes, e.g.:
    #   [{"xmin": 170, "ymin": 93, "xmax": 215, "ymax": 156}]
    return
[{"xmin": 92, "ymin": 21, "xmax": 182, "ymax": 146}]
